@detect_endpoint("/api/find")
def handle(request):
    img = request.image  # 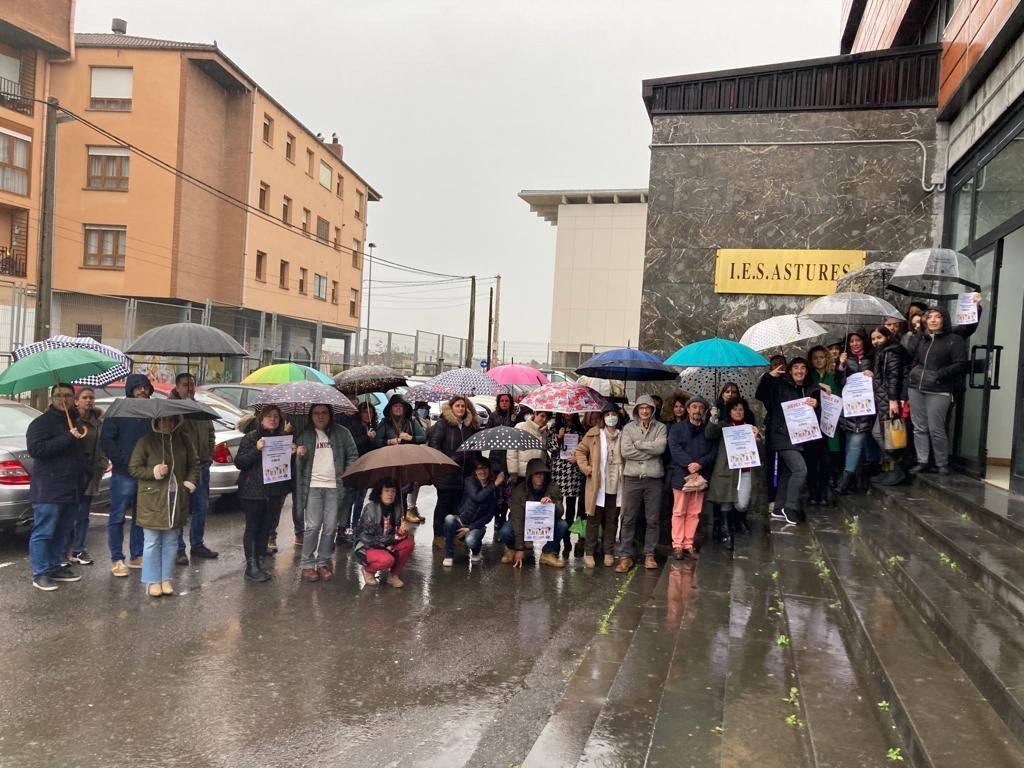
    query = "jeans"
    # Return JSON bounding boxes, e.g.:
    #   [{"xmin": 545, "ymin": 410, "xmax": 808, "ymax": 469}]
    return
[
  {"xmin": 499, "ymin": 518, "xmax": 568, "ymax": 555},
  {"xmin": 300, "ymin": 486, "xmax": 338, "ymax": 569},
  {"xmin": 177, "ymin": 465, "xmax": 210, "ymax": 552},
  {"xmin": 62, "ymin": 495, "xmax": 93, "ymax": 558},
  {"xmin": 585, "ymin": 494, "xmax": 619, "ymax": 556},
  {"xmin": 909, "ymin": 389, "xmax": 953, "ymax": 468},
  {"xmin": 776, "ymin": 450, "xmax": 808, "ymax": 512},
  {"xmin": 108, "ymin": 473, "xmax": 144, "ymax": 563},
  {"xmin": 616, "ymin": 476, "xmax": 663, "ymax": 558},
  {"xmin": 242, "ymin": 495, "xmax": 286, "ymax": 558},
  {"xmin": 142, "ymin": 528, "xmax": 179, "ymax": 584},
  {"xmin": 29, "ymin": 502, "xmax": 76, "ymax": 578},
  {"xmin": 443, "ymin": 515, "xmax": 485, "ymax": 558}
]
